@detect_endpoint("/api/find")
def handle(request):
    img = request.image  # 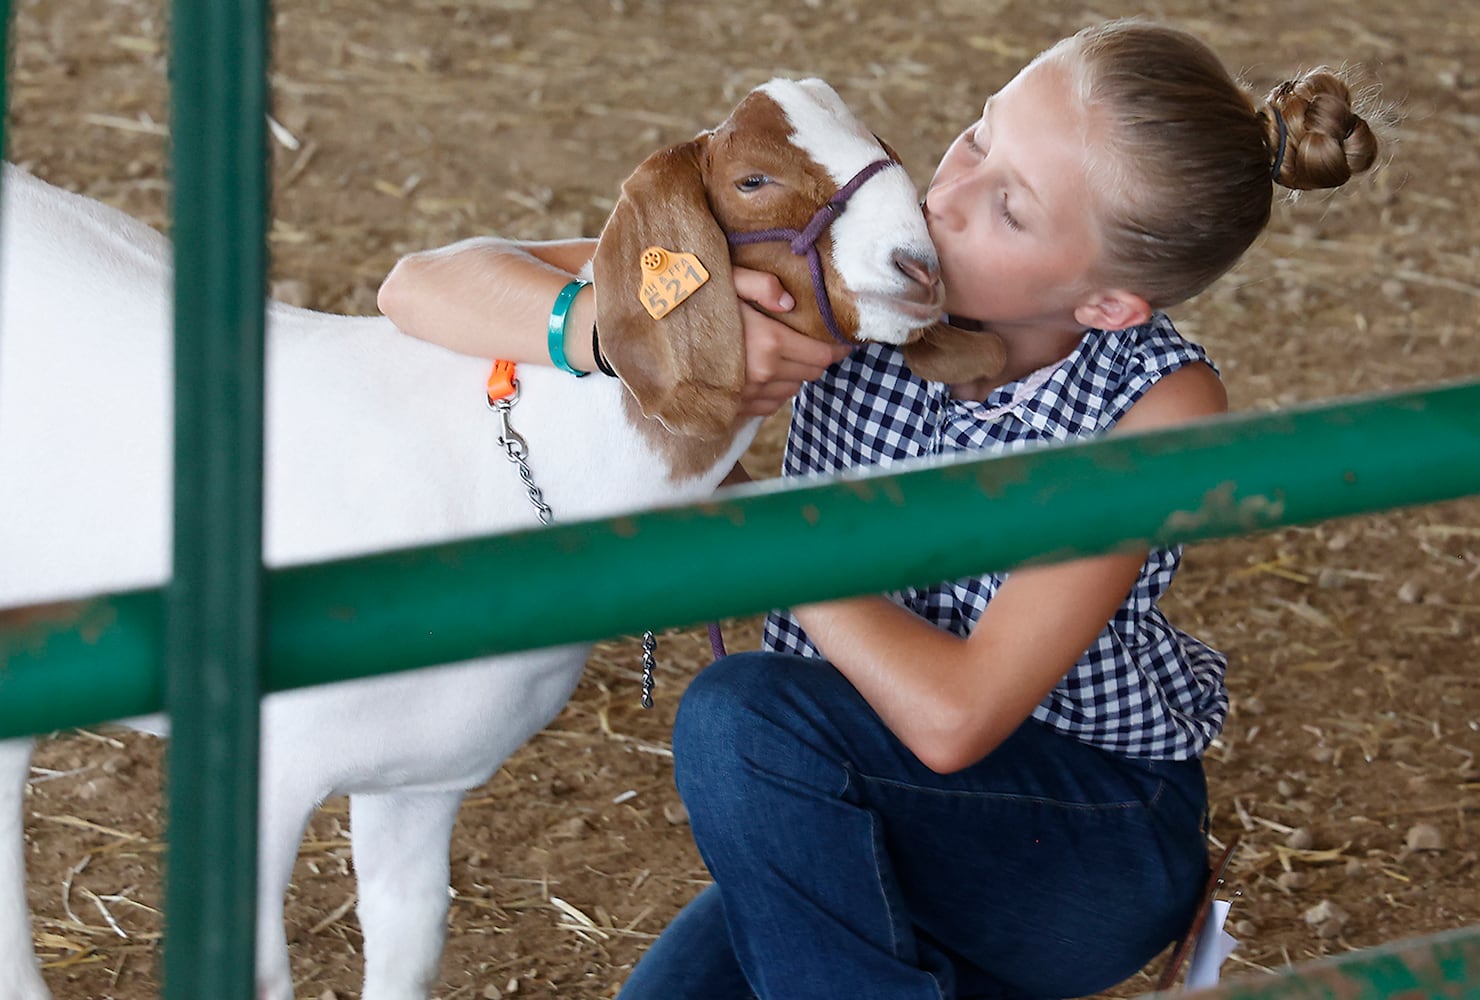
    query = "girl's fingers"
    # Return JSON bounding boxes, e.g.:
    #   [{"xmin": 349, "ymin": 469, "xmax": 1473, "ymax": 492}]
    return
[
  {"xmin": 739, "ymin": 383, "xmax": 806, "ymax": 417},
  {"xmin": 760, "ymin": 356, "xmax": 840, "ymax": 384},
  {"xmin": 732, "ymin": 266, "xmax": 795, "ymax": 313},
  {"xmin": 733, "ymin": 287, "xmax": 852, "ymax": 416},
  {"xmin": 742, "ymin": 309, "xmax": 849, "ymax": 373}
]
